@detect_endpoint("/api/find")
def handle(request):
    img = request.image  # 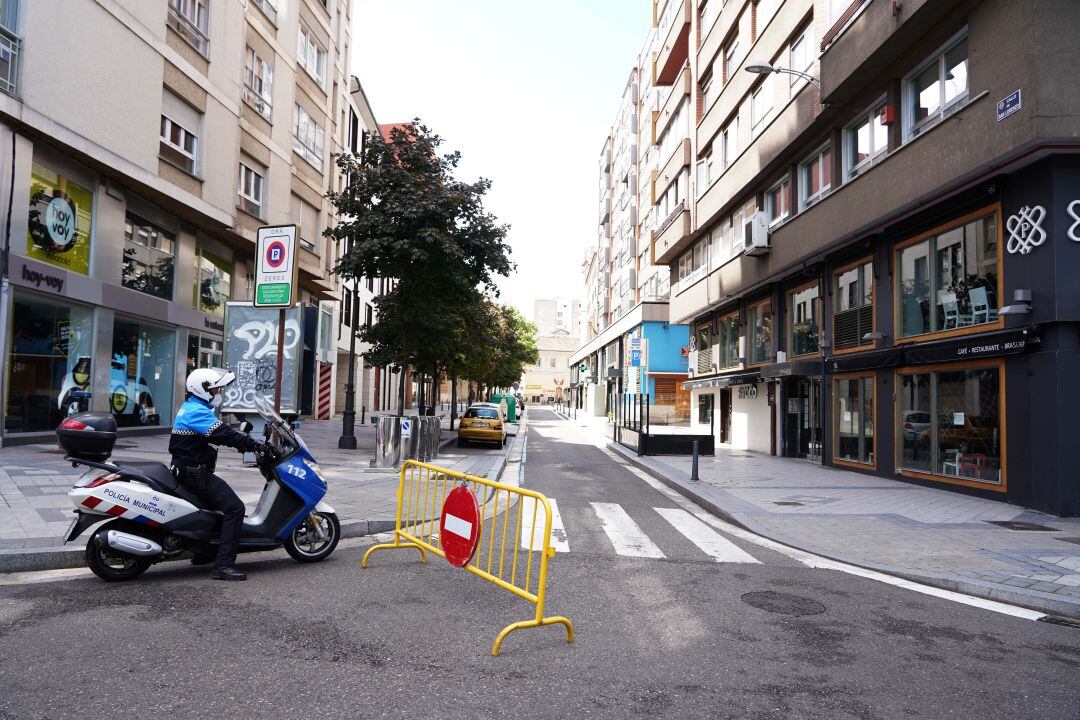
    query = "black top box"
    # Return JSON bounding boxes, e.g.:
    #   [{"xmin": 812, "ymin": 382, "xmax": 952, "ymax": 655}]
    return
[{"xmin": 57, "ymin": 413, "xmax": 117, "ymax": 462}]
